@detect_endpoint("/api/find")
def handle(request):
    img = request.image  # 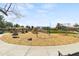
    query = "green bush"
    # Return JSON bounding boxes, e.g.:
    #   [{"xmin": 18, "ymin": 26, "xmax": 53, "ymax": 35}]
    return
[
  {"xmin": 0, "ymin": 30, "xmax": 4, "ymax": 34},
  {"xmin": 47, "ymin": 29, "xmax": 76, "ymax": 34}
]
